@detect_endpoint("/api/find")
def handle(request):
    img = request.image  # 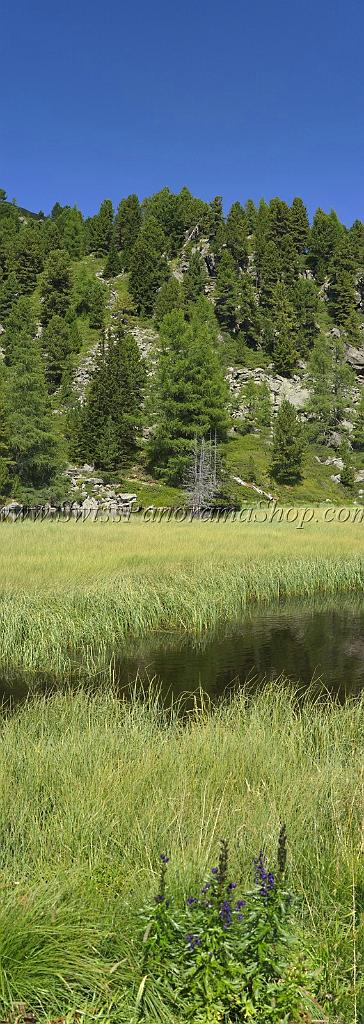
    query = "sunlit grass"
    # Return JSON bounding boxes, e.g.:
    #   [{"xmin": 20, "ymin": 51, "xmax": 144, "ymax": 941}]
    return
[
  {"xmin": 0, "ymin": 519, "xmax": 363, "ymax": 678},
  {"xmin": 0, "ymin": 685, "xmax": 361, "ymax": 1020}
]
